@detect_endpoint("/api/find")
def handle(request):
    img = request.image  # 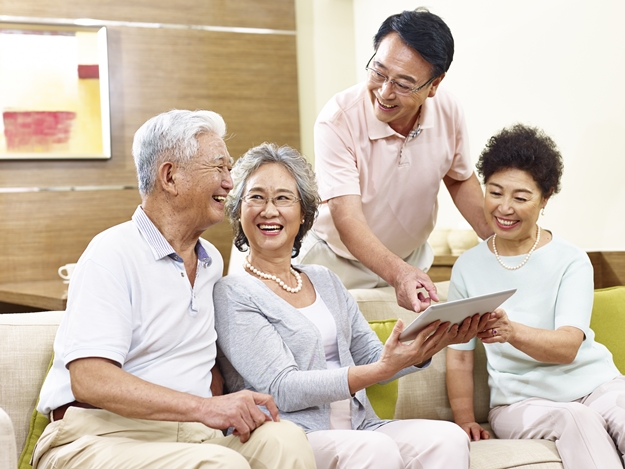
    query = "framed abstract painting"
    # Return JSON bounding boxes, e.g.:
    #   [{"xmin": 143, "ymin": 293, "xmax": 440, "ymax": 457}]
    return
[{"xmin": 0, "ymin": 21, "xmax": 111, "ymax": 160}]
